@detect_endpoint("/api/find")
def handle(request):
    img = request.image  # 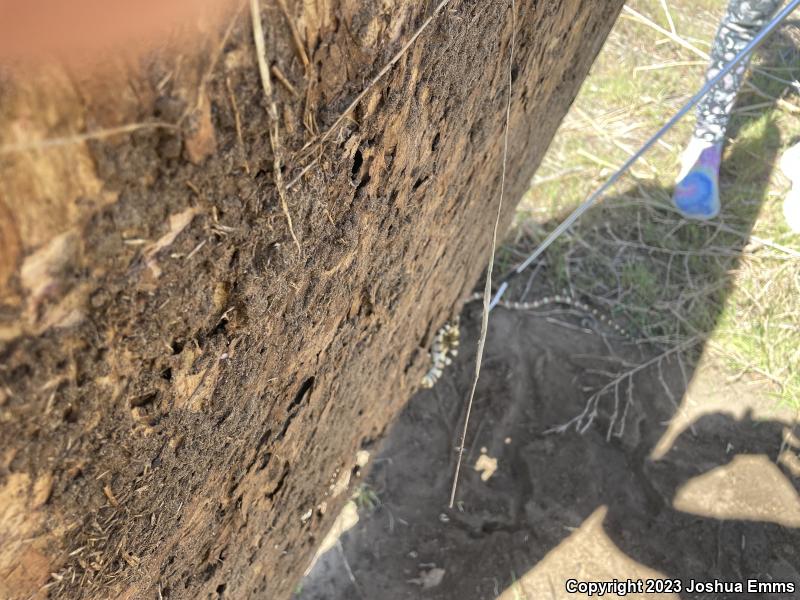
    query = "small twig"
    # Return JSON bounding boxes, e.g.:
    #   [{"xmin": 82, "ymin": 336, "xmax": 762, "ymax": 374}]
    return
[
  {"xmin": 185, "ymin": 240, "xmax": 207, "ymax": 261},
  {"xmin": 546, "ymin": 337, "xmax": 700, "ymax": 436},
  {"xmin": 250, "ymin": 0, "xmax": 302, "ymax": 253},
  {"xmin": 732, "ymin": 100, "xmax": 776, "ymax": 114},
  {"xmin": 450, "ymin": 0, "xmax": 515, "ymax": 509},
  {"xmin": 657, "ymin": 356, "xmax": 679, "ymax": 410},
  {"xmin": 606, "ymin": 379, "xmax": 622, "ymax": 442},
  {"xmin": 336, "ymin": 541, "xmax": 364, "ymax": 599},
  {"xmin": 753, "ymin": 68, "xmax": 800, "ymax": 89},
  {"xmin": 614, "ymin": 375, "xmax": 635, "ymax": 438},
  {"xmin": 576, "ymin": 147, "xmax": 617, "ymax": 171}
]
